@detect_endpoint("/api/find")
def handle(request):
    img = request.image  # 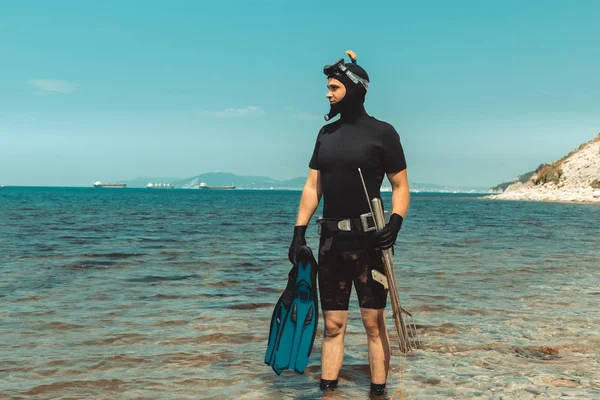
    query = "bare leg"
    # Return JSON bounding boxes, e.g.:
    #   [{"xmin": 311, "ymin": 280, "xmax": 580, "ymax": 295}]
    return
[
  {"xmin": 360, "ymin": 308, "xmax": 390, "ymax": 384},
  {"xmin": 321, "ymin": 310, "xmax": 349, "ymax": 380}
]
